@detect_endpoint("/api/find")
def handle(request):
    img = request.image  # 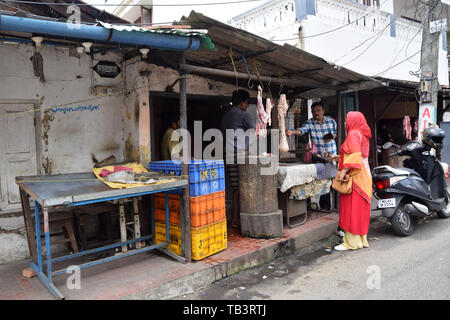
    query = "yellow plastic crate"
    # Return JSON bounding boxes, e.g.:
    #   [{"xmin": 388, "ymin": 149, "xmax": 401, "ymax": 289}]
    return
[
  {"xmin": 191, "ymin": 220, "xmax": 227, "ymax": 260},
  {"xmin": 155, "ymin": 222, "xmax": 182, "ymax": 256}
]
